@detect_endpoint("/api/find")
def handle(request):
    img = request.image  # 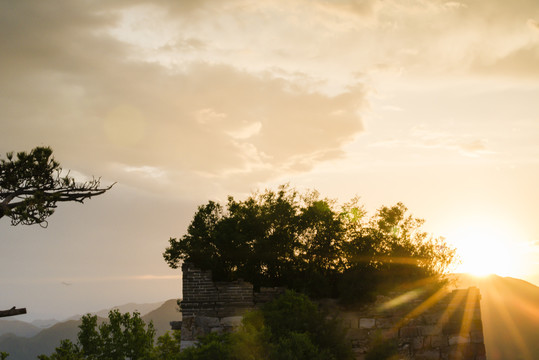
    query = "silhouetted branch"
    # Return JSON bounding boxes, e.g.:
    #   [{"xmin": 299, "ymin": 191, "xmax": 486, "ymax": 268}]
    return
[
  {"xmin": 1, "ymin": 147, "xmax": 114, "ymax": 226},
  {"xmin": 0, "ymin": 307, "xmax": 27, "ymax": 318}
]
